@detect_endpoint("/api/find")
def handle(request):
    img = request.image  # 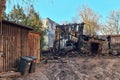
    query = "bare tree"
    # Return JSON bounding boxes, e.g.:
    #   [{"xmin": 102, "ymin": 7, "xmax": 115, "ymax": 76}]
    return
[
  {"xmin": 107, "ymin": 10, "xmax": 120, "ymax": 35},
  {"xmin": 0, "ymin": 0, "xmax": 6, "ymax": 21},
  {"xmin": 100, "ymin": 10, "xmax": 120, "ymax": 35},
  {"xmin": 99, "ymin": 24, "xmax": 114, "ymax": 35},
  {"xmin": 78, "ymin": 5, "xmax": 100, "ymax": 36}
]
